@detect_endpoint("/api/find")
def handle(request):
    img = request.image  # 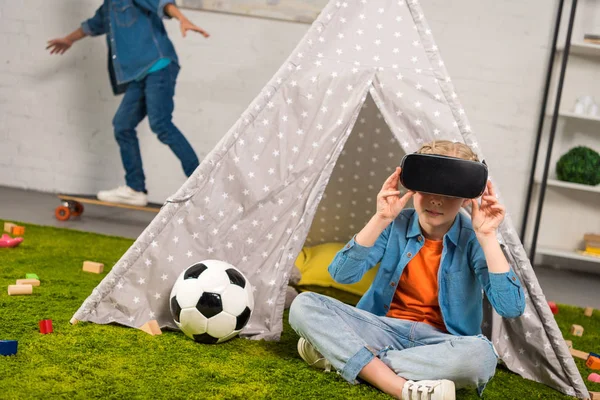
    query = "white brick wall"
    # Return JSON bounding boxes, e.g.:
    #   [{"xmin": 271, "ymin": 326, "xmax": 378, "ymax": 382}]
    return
[{"xmin": 0, "ymin": 0, "xmax": 554, "ymax": 229}]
